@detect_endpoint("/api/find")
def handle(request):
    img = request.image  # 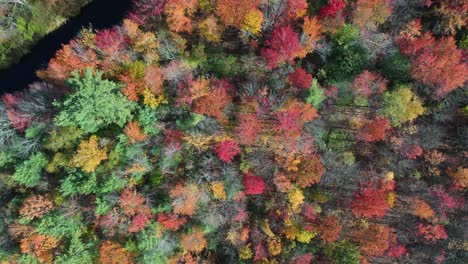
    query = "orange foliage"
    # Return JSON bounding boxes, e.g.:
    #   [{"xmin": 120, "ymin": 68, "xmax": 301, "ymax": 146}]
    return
[
  {"xmin": 170, "ymin": 183, "xmax": 199, "ymax": 216},
  {"xmin": 317, "ymin": 216, "xmax": 342, "ymax": 243},
  {"xmin": 216, "ymin": 0, "xmax": 261, "ymax": 28},
  {"xmin": 193, "ymin": 85, "xmax": 232, "ymax": 124},
  {"xmin": 19, "ymin": 195, "xmax": 54, "ymax": 221},
  {"xmin": 145, "ymin": 65, "xmax": 165, "ymax": 95},
  {"xmin": 124, "ymin": 121, "xmax": 148, "ymax": 143},
  {"xmin": 351, "ymin": 224, "xmax": 396, "ymax": 257},
  {"xmin": 20, "ymin": 234, "xmax": 59, "ymax": 264},
  {"xmin": 299, "ymin": 16, "xmax": 322, "ymax": 58},
  {"xmin": 352, "ymin": 0, "xmax": 392, "ymax": 29},
  {"xmin": 37, "ymin": 44, "xmax": 97, "ymax": 83},
  {"xmin": 235, "ymin": 113, "xmax": 262, "ymax": 145},
  {"xmin": 277, "ymin": 154, "xmax": 325, "ymax": 188},
  {"xmin": 181, "ymin": 229, "xmax": 207, "ymax": 253},
  {"xmin": 164, "ymin": 0, "xmax": 197, "ymax": 33},
  {"xmin": 410, "ymin": 198, "xmax": 435, "ymax": 221},
  {"xmin": 448, "ymin": 166, "xmax": 467, "ymax": 189},
  {"xmin": 99, "ymin": 241, "xmax": 134, "ymax": 264}
]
